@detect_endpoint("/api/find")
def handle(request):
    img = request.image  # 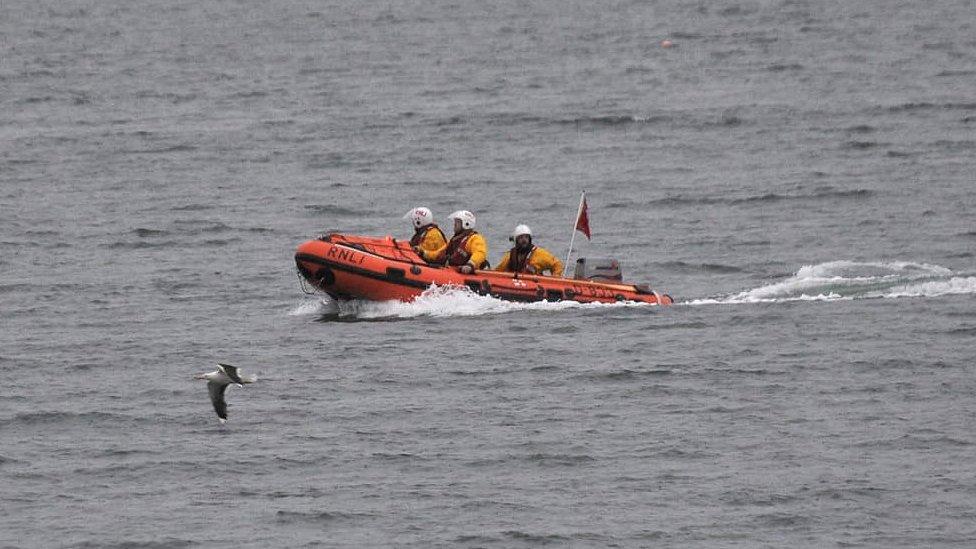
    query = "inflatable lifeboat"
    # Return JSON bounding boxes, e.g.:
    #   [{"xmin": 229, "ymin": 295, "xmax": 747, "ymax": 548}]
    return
[{"xmin": 294, "ymin": 233, "xmax": 673, "ymax": 306}]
